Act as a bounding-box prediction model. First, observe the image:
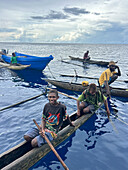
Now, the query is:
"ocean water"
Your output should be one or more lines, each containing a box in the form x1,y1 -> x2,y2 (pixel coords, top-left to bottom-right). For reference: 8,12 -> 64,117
0,43 -> 128,170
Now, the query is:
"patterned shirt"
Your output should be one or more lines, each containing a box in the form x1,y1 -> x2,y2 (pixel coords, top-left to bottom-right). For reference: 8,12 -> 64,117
42,102 -> 67,134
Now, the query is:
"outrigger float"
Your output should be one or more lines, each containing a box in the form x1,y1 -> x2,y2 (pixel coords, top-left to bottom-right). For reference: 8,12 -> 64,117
0,107 -> 102,170
43,79 -> 128,98
0,61 -> 30,70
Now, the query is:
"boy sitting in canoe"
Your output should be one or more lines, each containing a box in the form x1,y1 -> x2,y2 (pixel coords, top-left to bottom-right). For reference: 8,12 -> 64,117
24,89 -> 74,147
11,52 -> 18,65
77,83 -> 110,117
99,61 -> 121,97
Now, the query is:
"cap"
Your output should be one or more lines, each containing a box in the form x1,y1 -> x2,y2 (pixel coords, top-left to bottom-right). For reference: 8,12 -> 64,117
109,61 -> 116,66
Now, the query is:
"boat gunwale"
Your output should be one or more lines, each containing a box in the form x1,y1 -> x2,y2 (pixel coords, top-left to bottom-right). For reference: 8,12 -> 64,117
44,78 -> 128,91
2,54 -> 53,62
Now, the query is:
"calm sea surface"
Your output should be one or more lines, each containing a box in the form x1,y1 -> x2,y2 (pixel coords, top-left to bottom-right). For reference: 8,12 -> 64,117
0,43 -> 128,170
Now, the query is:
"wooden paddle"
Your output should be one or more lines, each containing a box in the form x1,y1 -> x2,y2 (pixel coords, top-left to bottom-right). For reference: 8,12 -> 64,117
33,119 -> 69,170
47,87 -> 77,101
98,81 -> 110,119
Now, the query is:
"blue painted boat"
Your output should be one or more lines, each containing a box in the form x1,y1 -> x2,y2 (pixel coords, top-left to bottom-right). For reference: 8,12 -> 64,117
1,52 -> 54,70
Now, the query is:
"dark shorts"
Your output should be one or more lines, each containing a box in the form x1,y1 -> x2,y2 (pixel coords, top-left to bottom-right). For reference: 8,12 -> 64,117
82,101 -> 95,113
24,128 -> 53,147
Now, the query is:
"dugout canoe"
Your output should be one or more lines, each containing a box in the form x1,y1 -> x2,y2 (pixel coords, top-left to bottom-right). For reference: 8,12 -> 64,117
0,108 -> 99,170
44,78 -> 128,98
1,52 -> 54,71
0,61 -> 30,70
69,56 -> 110,67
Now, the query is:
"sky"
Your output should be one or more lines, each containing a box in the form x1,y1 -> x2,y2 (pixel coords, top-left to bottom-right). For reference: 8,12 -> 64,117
0,0 -> 128,44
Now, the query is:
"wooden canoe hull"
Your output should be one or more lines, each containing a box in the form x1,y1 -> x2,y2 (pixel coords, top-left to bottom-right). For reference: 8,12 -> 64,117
0,61 -> 30,70
44,79 -> 128,98
0,110 -> 96,169
69,56 -> 109,66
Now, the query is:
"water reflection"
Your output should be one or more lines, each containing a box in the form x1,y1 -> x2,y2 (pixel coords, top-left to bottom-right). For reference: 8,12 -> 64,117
79,111 -> 110,150
9,69 -> 48,87
30,132 -> 75,170
30,109 -> 110,169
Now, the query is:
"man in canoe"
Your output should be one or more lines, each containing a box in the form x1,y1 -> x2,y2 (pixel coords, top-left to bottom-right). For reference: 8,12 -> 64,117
83,50 -> 90,61
77,83 -> 110,117
24,89 -> 74,147
99,61 -> 121,96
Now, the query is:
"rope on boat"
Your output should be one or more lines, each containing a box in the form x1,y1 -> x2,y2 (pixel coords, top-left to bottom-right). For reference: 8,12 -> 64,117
47,65 -> 56,79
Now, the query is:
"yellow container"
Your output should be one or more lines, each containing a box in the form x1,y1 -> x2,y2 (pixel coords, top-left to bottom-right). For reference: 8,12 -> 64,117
82,81 -> 89,86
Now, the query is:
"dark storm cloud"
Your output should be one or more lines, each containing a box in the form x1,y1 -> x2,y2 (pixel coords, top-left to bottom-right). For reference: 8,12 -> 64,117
93,12 -> 100,15
63,7 -> 90,15
31,16 -> 43,20
31,10 -> 69,20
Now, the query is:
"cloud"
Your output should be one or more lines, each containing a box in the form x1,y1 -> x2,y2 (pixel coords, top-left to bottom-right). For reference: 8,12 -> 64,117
31,10 -> 69,20
53,20 -> 113,42
63,7 -> 90,15
55,31 -> 82,41
92,12 -> 100,15
0,0 -> 128,43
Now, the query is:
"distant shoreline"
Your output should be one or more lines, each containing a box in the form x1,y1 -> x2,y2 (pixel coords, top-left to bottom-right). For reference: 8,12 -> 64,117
0,42 -> 128,45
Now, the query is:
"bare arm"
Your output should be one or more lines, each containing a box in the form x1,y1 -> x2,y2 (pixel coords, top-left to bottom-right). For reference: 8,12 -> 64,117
98,81 -> 110,119
41,119 -> 46,137
115,65 -> 121,76
104,98 -> 110,118
77,100 -> 81,116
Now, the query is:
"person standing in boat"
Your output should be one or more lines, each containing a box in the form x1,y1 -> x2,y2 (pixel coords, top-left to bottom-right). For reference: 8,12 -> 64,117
83,50 -> 90,61
24,89 -> 74,148
77,83 -> 110,117
99,61 -> 121,97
